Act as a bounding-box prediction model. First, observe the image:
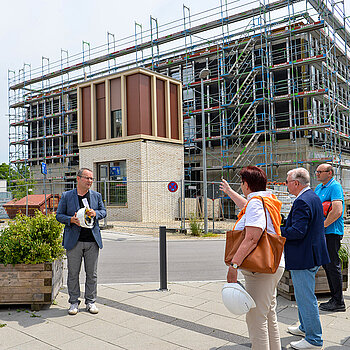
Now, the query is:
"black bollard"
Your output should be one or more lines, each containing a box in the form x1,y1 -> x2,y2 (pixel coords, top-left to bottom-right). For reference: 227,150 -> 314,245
159,226 -> 168,291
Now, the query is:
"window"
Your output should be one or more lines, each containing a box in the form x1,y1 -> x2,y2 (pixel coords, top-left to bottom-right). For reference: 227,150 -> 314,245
97,160 -> 127,206
111,109 -> 122,138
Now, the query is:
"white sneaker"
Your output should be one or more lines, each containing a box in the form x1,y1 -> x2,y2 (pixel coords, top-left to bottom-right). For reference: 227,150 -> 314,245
290,339 -> 322,349
68,303 -> 79,315
86,302 -> 99,314
288,325 -> 305,337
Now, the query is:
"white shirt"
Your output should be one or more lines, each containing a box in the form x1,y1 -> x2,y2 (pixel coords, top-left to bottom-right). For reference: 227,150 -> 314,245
234,190 -> 285,268
296,186 -> 310,199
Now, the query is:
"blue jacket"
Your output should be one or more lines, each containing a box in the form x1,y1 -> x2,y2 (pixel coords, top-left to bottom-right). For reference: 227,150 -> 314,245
281,188 -> 330,270
56,188 -> 107,250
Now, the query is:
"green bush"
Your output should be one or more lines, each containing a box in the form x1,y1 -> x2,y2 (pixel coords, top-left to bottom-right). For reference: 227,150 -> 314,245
0,211 -> 64,265
339,244 -> 349,269
189,212 -> 203,236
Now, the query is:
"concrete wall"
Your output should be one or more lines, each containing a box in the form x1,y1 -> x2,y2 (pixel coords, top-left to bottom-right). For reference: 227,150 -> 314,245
0,180 -> 7,192
79,139 -> 184,222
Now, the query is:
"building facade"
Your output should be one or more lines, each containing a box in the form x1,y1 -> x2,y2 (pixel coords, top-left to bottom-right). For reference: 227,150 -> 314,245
7,0 -> 350,202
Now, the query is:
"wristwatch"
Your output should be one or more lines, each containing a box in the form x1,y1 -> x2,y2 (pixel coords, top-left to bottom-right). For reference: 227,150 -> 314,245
230,263 -> 239,269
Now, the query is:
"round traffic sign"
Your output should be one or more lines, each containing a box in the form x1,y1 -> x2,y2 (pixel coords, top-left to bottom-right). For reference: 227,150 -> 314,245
168,181 -> 178,192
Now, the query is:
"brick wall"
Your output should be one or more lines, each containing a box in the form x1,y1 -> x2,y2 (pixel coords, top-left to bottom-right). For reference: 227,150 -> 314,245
79,139 -> 184,222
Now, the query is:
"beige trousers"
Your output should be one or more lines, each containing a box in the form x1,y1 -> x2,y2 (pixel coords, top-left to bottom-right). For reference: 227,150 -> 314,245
241,266 -> 284,350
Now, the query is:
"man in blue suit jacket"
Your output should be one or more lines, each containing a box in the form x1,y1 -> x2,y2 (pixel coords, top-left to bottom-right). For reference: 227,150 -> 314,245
56,168 -> 106,315
281,168 -> 329,350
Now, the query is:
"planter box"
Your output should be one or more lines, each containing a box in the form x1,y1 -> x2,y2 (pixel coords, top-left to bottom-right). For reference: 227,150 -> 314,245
0,259 -> 63,310
278,262 -> 348,300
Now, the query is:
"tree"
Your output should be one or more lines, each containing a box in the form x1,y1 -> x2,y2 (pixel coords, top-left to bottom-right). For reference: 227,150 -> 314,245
0,163 -> 36,200
0,163 -> 10,180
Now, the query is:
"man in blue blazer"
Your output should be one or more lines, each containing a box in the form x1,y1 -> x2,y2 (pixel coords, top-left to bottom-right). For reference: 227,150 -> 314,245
56,168 -> 106,315
281,168 -> 329,350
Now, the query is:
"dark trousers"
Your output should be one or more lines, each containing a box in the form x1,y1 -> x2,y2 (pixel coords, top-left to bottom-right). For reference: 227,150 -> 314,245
322,234 -> 344,305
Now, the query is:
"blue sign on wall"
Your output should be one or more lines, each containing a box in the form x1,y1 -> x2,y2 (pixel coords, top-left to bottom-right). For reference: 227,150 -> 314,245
110,166 -> 121,176
41,162 -> 47,175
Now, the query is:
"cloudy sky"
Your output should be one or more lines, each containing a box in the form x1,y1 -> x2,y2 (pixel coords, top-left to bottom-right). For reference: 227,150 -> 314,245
1,0 -> 349,165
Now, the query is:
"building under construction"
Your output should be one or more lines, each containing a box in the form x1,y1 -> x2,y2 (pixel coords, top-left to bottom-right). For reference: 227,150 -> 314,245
8,0 -> 350,197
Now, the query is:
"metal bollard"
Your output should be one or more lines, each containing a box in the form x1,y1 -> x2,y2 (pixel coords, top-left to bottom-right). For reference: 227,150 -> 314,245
159,226 -> 168,291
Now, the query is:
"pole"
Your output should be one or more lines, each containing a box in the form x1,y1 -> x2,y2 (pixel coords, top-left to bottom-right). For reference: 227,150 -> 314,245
26,183 -> 28,216
159,226 -> 168,291
200,68 -> 210,234
104,179 -> 107,227
180,179 -> 185,233
43,175 -> 47,215
212,183 -> 215,234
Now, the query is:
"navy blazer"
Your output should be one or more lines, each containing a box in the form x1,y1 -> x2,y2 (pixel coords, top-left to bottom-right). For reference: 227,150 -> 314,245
56,189 -> 107,250
281,188 -> 330,270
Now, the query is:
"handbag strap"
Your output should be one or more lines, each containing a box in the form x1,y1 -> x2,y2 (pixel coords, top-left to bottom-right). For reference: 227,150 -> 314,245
259,196 -> 268,232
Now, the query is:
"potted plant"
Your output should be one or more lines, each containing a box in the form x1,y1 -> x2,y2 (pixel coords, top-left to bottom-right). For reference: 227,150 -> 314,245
0,211 -> 64,310
278,243 -> 349,300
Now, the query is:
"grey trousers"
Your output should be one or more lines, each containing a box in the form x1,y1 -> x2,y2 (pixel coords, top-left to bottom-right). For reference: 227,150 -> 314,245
66,241 -> 99,305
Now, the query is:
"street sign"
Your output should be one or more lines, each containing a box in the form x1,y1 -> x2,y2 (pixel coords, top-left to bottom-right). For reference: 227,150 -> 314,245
41,162 -> 47,175
168,181 -> 178,192
110,166 -> 121,176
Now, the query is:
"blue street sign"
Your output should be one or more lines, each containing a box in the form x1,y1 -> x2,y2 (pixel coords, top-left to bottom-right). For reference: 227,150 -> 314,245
110,166 -> 121,176
41,162 -> 47,175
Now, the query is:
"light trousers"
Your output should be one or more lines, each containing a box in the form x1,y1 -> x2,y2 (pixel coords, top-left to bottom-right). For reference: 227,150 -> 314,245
66,241 -> 99,305
242,266 -> 284,350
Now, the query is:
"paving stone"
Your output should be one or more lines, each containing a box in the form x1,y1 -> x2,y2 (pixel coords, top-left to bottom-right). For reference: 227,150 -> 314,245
162,327 -> 230,350
158,303 -> 210,322
59,335 -> 124,350
16,321 -> 85,347
196,313 -> 248,335
116,331 -> 181,350
72,319 -> 132,342
159,293 -> 208,308
119,314 -> 179,337
0,327 -> 35,349
6,339 -> 60,350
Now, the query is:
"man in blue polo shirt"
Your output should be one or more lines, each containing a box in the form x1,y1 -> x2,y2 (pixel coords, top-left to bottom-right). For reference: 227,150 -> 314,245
315,163 -> 345,312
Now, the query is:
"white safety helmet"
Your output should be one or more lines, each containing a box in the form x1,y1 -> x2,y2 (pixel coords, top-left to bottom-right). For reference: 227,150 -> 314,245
222,282 -> 256,315
76,207 -> 94,228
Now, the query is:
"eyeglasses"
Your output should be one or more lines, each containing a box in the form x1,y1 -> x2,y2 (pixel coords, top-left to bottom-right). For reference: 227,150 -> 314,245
315,170 -> 330,174
79,175 -> 95,181
285,179 -> 296,184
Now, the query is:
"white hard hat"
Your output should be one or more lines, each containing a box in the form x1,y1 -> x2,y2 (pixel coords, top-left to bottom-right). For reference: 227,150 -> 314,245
76,207 -> 94,228
222,282 -> 256,315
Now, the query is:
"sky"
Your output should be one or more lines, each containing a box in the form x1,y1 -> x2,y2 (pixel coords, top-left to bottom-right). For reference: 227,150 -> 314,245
1,0 -> 350,165
0,0 -> 222,165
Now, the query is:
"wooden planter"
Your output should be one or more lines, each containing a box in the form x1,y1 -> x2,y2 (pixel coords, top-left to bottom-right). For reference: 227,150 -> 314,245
0,259 -> 63,310
278,262 -> 348,300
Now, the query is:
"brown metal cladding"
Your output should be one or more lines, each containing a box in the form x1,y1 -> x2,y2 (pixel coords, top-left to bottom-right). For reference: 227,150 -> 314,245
81,86 -> 91,142
110,78 -> 121,111
156,79 -> 166,138
170,83 -> 179,140
126,73 -> 152,136
96,82 -> 106,140
126,74 -> 141,136
139,74 -> 152,135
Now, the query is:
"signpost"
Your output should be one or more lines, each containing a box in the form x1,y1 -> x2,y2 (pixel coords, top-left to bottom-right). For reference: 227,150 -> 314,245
41,162 -> 47,215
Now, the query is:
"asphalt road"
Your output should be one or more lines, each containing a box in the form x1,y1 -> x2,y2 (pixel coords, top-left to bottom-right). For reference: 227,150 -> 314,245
96,231 -> 228,284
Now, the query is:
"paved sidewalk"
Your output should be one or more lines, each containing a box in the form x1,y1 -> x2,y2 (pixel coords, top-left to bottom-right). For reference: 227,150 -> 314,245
0,281 -> 349,350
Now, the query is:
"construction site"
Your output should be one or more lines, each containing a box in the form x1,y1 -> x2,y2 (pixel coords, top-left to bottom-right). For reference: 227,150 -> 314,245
7,0 -> 350,221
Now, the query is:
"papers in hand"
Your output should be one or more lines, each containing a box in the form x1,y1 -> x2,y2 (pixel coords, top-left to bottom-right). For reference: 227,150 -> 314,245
82,198 -> 90,209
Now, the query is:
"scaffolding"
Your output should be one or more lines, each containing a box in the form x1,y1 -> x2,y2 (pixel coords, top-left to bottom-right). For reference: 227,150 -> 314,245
7,0 -> 350,193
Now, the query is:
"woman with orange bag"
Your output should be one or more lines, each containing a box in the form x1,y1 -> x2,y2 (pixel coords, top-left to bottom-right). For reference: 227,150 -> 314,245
220,166 -> 284,350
